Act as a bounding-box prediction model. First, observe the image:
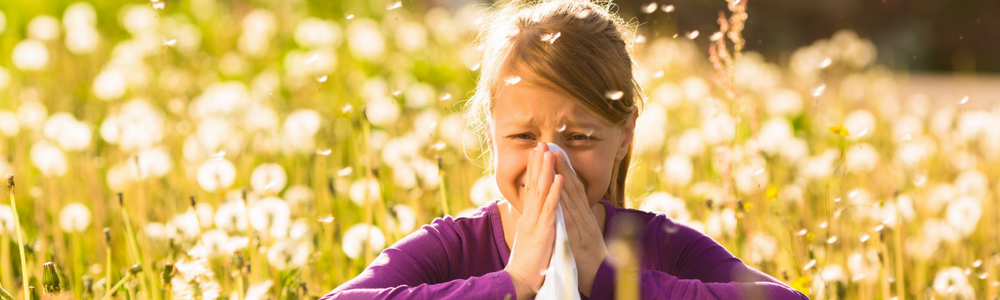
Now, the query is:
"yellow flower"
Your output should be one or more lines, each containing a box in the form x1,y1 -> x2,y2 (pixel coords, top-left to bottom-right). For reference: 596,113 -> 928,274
765,186 -> 779,200
791,276 -> 811,295
829,124 -> 849,136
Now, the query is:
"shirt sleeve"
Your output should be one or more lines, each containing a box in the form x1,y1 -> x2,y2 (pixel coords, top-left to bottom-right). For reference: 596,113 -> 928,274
319,218 -> 518,300
587,215 -> 809,300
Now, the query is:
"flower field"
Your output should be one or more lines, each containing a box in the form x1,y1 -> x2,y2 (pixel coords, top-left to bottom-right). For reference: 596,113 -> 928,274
0,0 -> 998,299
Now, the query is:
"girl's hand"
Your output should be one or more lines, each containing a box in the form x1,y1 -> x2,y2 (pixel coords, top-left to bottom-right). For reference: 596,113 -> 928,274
504,142 -> 563,300
553,150 -> 609,297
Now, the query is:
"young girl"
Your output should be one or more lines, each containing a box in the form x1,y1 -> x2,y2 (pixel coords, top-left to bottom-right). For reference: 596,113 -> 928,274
322,0 -> 808,299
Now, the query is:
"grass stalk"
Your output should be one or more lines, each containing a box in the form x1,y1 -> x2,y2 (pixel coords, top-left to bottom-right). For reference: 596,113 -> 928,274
115,193 -> 153,300
6,175 -> 29,300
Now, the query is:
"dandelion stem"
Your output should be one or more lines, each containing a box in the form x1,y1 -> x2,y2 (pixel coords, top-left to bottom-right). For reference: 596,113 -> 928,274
6,175 -> 29,300
117,193 -> 153,300
100,273 -> 131,300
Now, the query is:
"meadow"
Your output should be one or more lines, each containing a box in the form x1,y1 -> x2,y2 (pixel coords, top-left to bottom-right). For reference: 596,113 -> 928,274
0,0 -> 998,299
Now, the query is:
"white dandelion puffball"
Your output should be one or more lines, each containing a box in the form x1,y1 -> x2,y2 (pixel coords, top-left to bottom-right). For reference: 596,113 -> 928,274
843,109 -> 876,140
845,143 -> 879,173
662,155 -> 694,186
30,141 -> 68,176
196,159 -> 237,192
268,239 -> 312,270
933,267 -> 975,299
347,18 -> 385,60
0,204 -> 15,235
700,112 -> 736,145
190,81 -> 251,118
283,109 -> 322,141
12,40 -> 49,71
342,224 -> 386,260
946,196 -> 981,238
197,229 -> 230,257
63,2 -> 97,28
395,22 -> 428,54
242,9 -> 277,36
0,110 -> 20,137
283,185 -> 315,208
673,129 -> 704,157
389,204 -> 417,233
349,178 -> 382,205
749,234 -> 778,264
170,211 -> 202,240
59,203 -> 92,233
404,82 -> 436,109
638,192 -> 690,224
632,102 -> 667,153
27,15 -> 60,41
294,17 -> 341,48
43,113 -> 92,151
248,197 -> 291,238
93,68 -> 127,100
214,200 -> 248,233
250,163 -> 288,194
470,176 -> 502,206
680,77 -> 709,102
758,118 -> 793,155
66,26 -> 101,54
365,98 -> 401,127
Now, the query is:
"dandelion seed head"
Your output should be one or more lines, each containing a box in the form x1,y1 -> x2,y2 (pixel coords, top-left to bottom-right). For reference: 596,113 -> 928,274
59,203 -> 92,233
342,224 -> 386,259
643,3 -> 658,14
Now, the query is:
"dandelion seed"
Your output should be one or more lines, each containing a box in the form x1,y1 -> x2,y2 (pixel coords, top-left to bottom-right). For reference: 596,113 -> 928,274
820,221 -> 828,228
505,76 -> 521,85
439,93 -> 451,101
540,32 -> 561,44
856,128 -> 869,137
849,189 -> 859,198
652,70 -> 664,78
212,151 -> 226,160
318,215 -> 334,223
959,96 -> 969,104
163,38 -> 177,47
819,57 -> 832,68
316,149 -> 332,156
152,2 -> 164,9
710,32 -> 723,41
902,134 -> 912,141
431,141 -> 446,151
827,236 -> 838,244
979,273 -> 989,280
303,54 -> 319,65
342,104 -> 352,113
346,14 -> 354,20
575,9 -> 591,18
672,33 -> 679,38
834,197 -> 841,203
914,175 -> 927,186
874,224 -> 885,232
392,90 -> 402,96
605,90 -> 624,100
662,5 -> 675,12
813,84 -> 826,97
687,30 -> 700,39
470,63 -> 481,71
753,168 -> 765,176
798,229 -> 808,236
338,167 -> 353,177
860,234 -> 870,243
973,260 -> 982,268
317,76 -> 328,82
634,35 -> 646,44
643,3 -> 658,14
804,259 -> 817,271
556,124 -> 567,132
386,1 -> 401,10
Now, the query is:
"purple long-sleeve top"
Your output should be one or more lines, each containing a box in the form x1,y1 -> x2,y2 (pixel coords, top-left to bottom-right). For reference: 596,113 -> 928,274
321,199 -> 809,300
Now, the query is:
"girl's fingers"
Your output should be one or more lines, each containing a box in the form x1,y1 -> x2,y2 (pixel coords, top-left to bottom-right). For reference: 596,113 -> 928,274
539,174 -> 563,225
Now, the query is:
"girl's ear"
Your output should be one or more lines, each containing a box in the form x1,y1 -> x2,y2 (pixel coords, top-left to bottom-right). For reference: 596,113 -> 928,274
615,106 -> 639,162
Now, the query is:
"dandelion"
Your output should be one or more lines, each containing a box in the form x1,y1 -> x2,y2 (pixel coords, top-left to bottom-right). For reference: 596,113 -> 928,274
638,192 -> 691,224
662,155 -> 694,186
196,159 -> 236,192
946,196 -> 981,238
12,40 -> 49,71
342,224 -> 386,260
642,3 -> 658,14
59,203 -> 91,233
933,267 -> 975,299
30,141 -> 68,177
0,204 -> 14,235
249,197 -> 291,239
250,163 -> 288,194
213,200 -> 248,233
687,30 -> 699,39
812,84 -> 826,97
42,262 -> 62,294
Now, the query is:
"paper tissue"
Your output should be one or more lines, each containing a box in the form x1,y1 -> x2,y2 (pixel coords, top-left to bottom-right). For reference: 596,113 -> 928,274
534,143 -> 581,300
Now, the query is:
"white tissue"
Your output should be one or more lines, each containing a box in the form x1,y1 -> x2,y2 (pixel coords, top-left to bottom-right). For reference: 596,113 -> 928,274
535,143 -> 581,300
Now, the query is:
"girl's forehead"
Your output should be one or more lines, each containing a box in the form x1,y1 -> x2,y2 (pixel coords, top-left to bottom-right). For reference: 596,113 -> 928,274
493,84 -> 609,129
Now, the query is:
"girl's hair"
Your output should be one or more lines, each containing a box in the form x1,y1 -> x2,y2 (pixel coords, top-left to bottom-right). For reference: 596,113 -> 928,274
464,0 -> 645,207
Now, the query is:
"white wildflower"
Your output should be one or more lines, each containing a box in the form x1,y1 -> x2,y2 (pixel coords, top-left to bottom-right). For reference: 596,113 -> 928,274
342,224 -> 386,260
59,203 -> 91,233
268,239 -> 312,270
946,196 -> 981,238
196,159 -> 237,192
349,178 -> 382,205
470,176 -> 502,206
214,200 -> 248,233
250,163 -> 288,194
30,140 -> 68,177
638,192 -> 690,224
662,155 -> 693,186
248,197 -> 291,239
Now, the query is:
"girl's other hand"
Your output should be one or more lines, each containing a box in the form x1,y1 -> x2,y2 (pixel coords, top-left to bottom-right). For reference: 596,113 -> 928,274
504,142 -> 563,300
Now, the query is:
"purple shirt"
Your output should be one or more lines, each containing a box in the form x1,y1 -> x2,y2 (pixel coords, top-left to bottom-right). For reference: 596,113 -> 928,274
321,199 -> 809,300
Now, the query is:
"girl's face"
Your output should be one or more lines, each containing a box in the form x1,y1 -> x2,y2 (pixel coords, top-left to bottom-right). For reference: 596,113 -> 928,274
489,72 -> 637,212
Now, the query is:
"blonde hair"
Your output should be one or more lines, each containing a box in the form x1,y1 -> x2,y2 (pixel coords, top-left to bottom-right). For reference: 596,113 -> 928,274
464,0 -> 645,207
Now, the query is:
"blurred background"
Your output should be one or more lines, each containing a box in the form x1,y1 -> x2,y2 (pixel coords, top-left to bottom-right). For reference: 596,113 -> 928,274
0,0 -> 998,299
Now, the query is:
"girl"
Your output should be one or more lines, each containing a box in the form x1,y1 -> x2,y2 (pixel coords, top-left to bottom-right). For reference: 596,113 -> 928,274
322,0 -> 808,299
